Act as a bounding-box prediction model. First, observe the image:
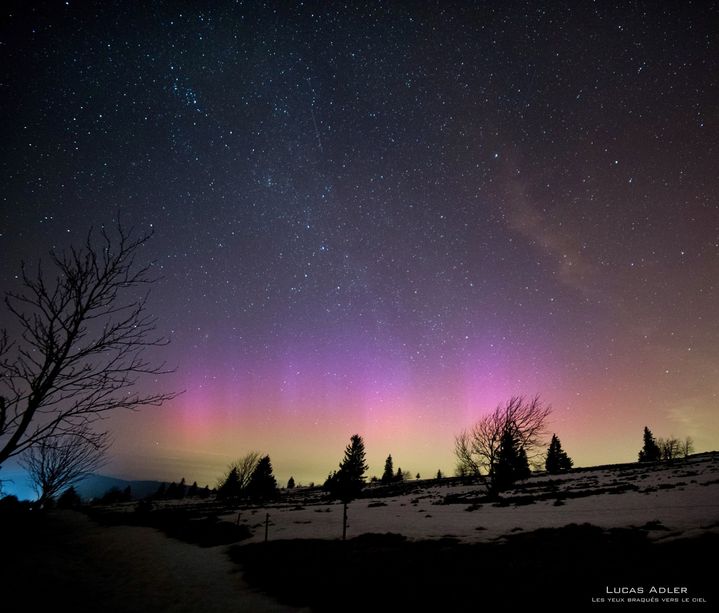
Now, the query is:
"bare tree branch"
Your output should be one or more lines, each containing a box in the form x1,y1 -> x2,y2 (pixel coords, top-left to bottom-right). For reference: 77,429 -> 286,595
216,452 -> 262,500
20,426 -> 111,503
217,451 -> 262,491
0,224 -> 178,465
658,436 -> 686,461
454,395 -> 551,491
454,430 -> 482,477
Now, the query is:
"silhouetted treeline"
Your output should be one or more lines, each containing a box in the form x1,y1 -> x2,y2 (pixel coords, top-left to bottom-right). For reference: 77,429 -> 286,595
638,426 -> 694,462
153,479 -> 211,500
98,486 -> 132,504
57,486 -> 82,508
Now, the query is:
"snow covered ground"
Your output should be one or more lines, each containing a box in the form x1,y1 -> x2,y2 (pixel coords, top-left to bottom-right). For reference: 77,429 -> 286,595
221,453 -> 719,545
8,454 -> 716,612
6,510 -> 306,613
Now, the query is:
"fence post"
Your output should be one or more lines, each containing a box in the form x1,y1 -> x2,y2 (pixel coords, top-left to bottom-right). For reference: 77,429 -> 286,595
342,502 -> 348,541
264,512 -> 270,543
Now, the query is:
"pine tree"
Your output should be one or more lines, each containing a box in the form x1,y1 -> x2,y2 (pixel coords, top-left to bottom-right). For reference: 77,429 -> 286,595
329,434 -> 368,501
246,455 -> 278,501
187,481 -> 199,497
516,446 -> 530,480
286,476 -> 295,489
323,470 -> 338,491
395,467 -> 404,482
492,428 -> 530,492
416,473 -> 421,480
436,469 -> 443,479
381,454 -> 394,484
638,426 -> 661,462
545,434 -> 573,474
216,467 -> 241,500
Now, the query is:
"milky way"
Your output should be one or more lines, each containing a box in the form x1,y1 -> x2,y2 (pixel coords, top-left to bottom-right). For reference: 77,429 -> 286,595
1,2 -> 717,486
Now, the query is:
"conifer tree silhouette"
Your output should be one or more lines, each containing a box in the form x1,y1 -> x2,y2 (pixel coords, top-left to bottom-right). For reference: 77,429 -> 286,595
545,434 -> 573,473
246,455 -> 278,501
638,426 -> 661,462
381,454 -> 394,484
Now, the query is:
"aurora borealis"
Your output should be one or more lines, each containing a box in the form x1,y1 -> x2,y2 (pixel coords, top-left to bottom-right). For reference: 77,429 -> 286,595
1,1 -> 717,489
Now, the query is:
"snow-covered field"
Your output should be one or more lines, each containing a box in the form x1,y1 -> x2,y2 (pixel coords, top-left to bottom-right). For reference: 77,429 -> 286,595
9,454 -> 716,612
221,453 -> 719,545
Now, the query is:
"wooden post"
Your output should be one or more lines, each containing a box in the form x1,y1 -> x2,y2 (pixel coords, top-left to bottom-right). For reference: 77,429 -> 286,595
342,501 -> 348,541
235,511 -> 241,525
264,512 -> 269,543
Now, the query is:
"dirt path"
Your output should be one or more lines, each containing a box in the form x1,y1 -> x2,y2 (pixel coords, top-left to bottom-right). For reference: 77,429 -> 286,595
4,511 -> 306,613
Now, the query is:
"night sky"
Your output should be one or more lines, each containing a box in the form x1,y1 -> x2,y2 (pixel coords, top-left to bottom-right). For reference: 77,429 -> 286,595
2,1 -> 717,488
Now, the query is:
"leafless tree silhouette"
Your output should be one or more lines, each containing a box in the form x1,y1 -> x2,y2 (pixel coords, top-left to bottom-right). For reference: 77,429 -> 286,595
455,395 -> 551,491
0,225 -> 177,467
658,437 -> 680,461
21,426 -> 111,503
216,451 -> 262,498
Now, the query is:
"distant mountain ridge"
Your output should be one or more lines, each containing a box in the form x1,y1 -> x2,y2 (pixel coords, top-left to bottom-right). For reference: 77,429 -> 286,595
74,474 -> 164,501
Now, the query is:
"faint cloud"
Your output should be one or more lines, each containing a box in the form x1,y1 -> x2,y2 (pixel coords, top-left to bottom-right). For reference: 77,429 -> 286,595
665,401 -> 716,444
504,181 -> 599,296
665,405 -> 698,432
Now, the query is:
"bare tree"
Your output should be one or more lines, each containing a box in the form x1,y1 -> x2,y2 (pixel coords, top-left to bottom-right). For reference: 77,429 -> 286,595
681,436 -> 694,459
216,451 -> 262,498
0,226 -> 176,467
658,437 -> 683,461
21,426 -> 111,504
229,451 -> 262,490
454,431 -> 482,477
454,395 -> 551,492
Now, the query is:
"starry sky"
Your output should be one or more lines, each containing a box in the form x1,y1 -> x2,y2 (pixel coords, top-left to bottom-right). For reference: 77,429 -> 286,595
1,1 -> 718,489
